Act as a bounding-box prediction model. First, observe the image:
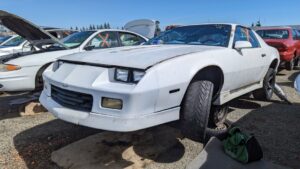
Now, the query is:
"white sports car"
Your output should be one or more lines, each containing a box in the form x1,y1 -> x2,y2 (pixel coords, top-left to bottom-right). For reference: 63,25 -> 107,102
0,10 -> 151,92
40,24 -> 279,142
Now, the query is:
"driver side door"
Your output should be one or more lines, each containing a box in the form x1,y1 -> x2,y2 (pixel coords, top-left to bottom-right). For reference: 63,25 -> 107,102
231,26 -> 266,89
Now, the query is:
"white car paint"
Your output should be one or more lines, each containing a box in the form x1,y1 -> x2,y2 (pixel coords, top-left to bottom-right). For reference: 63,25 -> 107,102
0,10 -> 150,92
124,19 -> 158,39
40,24 -> 280,132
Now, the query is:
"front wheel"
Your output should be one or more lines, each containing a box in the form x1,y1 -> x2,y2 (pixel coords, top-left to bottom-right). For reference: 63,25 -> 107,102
180,80 -> 214,142
253,68 -> 276,101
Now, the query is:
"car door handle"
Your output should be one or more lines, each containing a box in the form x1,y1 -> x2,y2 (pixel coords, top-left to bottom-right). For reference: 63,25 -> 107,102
261,54 -> 266,57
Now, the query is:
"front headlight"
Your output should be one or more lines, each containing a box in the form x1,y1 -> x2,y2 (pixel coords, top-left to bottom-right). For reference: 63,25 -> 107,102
0,64 -> 21,72
115,68 -> 145,83
52,61 -> 64,72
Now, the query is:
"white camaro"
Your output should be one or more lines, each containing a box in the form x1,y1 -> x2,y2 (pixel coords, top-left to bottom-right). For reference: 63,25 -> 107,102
40,24 -> 280,142
0,10 -> 151,92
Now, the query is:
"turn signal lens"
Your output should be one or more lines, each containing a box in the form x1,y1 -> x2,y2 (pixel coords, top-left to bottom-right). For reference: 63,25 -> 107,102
101,97 -> 123,110
0,64 -> 21,72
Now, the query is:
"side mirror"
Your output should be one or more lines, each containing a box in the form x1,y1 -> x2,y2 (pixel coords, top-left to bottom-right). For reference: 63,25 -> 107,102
22,43 -> 33,52
234,41 -> 252,50
84,45 -> 95,51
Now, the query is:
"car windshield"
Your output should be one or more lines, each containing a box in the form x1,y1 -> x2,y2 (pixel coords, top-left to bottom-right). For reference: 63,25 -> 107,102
146,24 -> 232,47
256,29 -> 289,39
61,31 -> 95,48
1,36 -> 26,47
0,36 -> 12,44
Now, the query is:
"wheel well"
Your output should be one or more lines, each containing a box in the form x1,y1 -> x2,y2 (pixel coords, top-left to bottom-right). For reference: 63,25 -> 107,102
35,62 -> 52,87
189,66 -> 224,101
269,59 -> 279,69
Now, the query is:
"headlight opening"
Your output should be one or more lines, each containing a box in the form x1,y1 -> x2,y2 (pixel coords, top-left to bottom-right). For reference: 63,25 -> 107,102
114,68 -> 145,83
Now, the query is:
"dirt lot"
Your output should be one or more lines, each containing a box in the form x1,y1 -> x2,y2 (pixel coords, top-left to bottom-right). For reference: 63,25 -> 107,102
0,69 -> 299,169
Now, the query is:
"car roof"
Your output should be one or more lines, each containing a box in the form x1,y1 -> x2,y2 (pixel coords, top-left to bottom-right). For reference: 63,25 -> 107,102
254,26 -> 292,30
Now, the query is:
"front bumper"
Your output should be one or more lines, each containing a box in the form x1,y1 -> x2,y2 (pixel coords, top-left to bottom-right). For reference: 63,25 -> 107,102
40,90 -> 180,132
0,66 -> 39,92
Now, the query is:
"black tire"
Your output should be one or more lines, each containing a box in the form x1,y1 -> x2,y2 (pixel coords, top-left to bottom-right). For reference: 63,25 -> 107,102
35,63 -> 51,91
285,58 -> 294,71
180,80 -> 214,142
253,68 -> 276,101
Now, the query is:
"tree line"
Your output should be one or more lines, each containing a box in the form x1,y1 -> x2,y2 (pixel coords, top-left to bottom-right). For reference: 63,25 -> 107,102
70,22 -> 121,31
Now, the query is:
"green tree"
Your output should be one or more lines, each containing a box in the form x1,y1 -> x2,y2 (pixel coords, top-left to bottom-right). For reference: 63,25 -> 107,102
256,20 -> 261,27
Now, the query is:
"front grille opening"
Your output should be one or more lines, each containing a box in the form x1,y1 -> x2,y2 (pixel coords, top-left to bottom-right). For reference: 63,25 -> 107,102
51,85 -> 93,112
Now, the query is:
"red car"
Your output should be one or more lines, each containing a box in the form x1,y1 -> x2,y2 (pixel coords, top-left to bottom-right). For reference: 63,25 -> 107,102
256,27 -> 300,70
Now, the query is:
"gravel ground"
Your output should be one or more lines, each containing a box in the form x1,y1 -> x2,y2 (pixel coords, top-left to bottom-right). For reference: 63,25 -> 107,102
0,69 -> 299,169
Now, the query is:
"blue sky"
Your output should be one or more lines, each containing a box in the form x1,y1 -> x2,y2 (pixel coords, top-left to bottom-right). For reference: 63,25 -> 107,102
1,0 -> 299,29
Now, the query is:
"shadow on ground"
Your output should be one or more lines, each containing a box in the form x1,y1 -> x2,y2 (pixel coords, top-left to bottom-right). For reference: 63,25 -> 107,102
13,121 -> 185,169
0,92 -> 39,120
200,103 -> 300,169
13,120 -> 100,169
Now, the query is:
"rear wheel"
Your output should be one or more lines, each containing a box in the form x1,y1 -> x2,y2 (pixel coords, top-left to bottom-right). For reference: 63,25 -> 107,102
253,68 -> 276,101
180,80 -> 213,142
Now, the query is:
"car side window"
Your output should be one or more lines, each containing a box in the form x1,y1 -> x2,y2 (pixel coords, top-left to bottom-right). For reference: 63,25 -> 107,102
292,29 -> 298,40
88,31 -> 119,49
233,27 -> 260,48
119,32 -> 146,46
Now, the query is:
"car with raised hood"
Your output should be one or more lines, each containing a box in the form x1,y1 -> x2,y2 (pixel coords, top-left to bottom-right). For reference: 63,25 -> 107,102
0,10 -> 152,92
40,24 -> 280,142
0,28 -> 78,57
255,26 -> 300,70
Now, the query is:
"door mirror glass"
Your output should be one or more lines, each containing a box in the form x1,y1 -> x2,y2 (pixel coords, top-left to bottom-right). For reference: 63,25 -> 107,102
84,45 -> 95,51
234,41 -> 252,50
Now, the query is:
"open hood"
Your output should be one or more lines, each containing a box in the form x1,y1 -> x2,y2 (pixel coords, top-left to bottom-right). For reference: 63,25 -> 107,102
124,19 -> 158,39
0,10 -> 68,49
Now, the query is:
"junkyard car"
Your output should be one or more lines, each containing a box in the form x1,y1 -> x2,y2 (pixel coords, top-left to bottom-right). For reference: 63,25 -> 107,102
0,35 -> 30,57
0,10 -> 149,92
40,24 -> 280,142
0,35 -> 13,45
0,29 -> 78,57
256,27 -> 300,70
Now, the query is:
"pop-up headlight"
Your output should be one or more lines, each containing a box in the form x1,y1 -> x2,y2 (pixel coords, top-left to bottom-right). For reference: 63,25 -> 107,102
52,61 -> 64,72
115,68 -> 145,83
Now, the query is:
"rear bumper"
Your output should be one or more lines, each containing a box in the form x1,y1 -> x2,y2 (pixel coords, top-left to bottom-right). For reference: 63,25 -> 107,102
40,88 -> 180,132
279,51 -> 294,62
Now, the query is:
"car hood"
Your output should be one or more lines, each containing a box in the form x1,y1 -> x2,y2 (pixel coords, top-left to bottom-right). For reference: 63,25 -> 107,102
0,10 -> 67,49
59,45 -> 223,69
